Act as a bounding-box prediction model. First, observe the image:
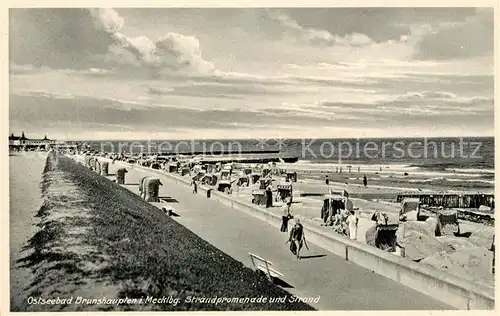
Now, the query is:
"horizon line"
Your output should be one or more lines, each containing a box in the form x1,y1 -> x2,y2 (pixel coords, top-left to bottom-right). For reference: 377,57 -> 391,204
56,135 -> 496,142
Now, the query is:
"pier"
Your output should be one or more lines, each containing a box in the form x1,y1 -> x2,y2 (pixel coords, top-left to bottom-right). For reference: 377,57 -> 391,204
195,154 -> 299,164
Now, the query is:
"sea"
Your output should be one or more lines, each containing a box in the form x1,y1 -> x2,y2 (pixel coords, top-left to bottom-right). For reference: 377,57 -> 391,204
82,136 -> 494,174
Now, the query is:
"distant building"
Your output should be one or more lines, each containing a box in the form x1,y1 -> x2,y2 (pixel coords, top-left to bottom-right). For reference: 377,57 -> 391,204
9,132 -> 76,151
8,133 -> 22,147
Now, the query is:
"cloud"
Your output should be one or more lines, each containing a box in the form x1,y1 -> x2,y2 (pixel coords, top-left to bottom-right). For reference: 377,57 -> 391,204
8,8 -> 495,140
262,8 -> 493,61
397,91 -> 457,100
85,8 -> 217,76
146,87 -> 175,96
9,63 -> 37,75
264,10 -> 374,47
88,7 -> 124,33
280,8 -> 477,43
319,91 -> 493,117
10,9 -> 111,69
467,96 -> 494,104
14,90 -> 77,100
9,93 -> 338,133
413,8 -> 494,60
10,92 -> 493,140
9,62 -> 115,78
87,9 -> 217,76
154,33 -> 216,74
10,8 -> 216,77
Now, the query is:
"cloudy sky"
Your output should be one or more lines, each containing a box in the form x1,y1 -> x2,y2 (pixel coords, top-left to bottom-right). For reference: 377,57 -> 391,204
9,7 -> 494,140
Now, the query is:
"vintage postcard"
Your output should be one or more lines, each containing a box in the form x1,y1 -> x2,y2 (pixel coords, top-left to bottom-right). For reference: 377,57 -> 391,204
5,1 -> 497,313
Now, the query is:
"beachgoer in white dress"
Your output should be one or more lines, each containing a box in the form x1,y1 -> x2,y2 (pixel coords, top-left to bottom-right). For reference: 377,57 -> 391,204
346,210 -> 358,240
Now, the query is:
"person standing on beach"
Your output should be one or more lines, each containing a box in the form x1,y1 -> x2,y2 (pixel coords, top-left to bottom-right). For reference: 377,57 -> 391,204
191,179 -> 198,194
345,197 -> 354,213
363,175 -> 368,187
265,185 -> 273,208
346,210 -> 359,240
281,198 -> 293,232
325,175 -> 329,185
235,180 -> 240,195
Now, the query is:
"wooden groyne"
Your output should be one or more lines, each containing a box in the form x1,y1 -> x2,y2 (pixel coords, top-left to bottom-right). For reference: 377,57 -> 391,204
397,193 -> 495,209
420,207 -> 495,226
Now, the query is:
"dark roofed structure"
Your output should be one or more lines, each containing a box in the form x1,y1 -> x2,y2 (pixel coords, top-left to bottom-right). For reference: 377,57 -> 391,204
9,132 -> 84,152
9,133 -> 21,141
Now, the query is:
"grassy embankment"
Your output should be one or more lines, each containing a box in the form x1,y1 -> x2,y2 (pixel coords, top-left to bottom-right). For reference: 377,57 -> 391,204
16,152 -> 314,312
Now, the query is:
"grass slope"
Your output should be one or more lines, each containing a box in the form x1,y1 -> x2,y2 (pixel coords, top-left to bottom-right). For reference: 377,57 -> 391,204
16,152 -> 314,311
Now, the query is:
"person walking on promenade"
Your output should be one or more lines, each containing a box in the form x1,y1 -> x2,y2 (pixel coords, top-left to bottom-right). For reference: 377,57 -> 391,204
288,219 -> 308,260
280,198 -> 293,232
191,179 -> 198,194
363,174 -> 368,187
265,185 -> 273,208
491,235 -> 495,274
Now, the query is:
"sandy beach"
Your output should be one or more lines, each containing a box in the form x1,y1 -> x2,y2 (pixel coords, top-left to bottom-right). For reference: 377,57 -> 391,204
125,158 -> 493,288
228,173 -> 495,287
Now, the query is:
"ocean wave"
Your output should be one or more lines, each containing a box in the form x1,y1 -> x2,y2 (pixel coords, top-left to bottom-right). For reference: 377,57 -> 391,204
280,161 -> 493,178
408,179 -> 434,183
409,162 -> 494,172
408,178 -> 494,185
446,178 -> 495,184
446,168 -> 495,174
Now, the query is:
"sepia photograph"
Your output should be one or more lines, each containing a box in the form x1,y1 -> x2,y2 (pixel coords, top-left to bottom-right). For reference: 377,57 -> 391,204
7,4 -> 496,312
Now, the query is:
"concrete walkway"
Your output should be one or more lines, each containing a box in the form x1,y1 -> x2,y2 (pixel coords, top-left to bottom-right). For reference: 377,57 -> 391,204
10,152 -> 47,310
103,161 -> 452,310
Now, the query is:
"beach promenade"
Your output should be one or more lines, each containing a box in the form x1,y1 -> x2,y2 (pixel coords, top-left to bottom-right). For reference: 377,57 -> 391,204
9,152 -> 47,310
104,160 -> 452,310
